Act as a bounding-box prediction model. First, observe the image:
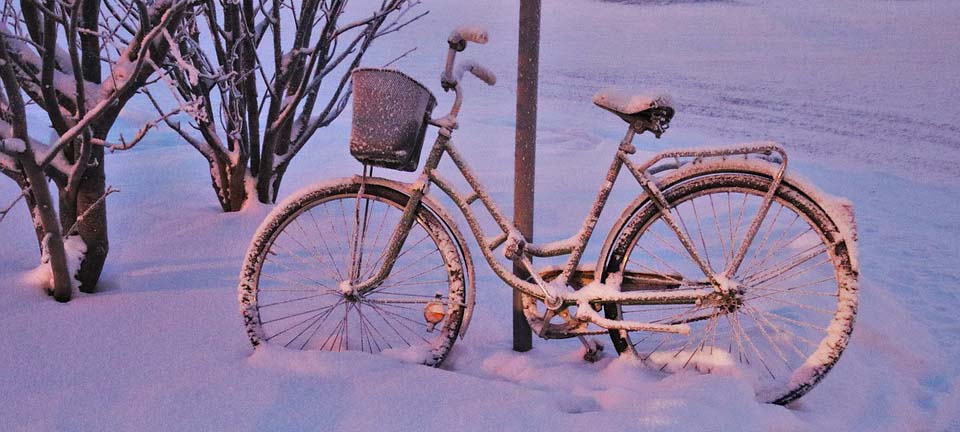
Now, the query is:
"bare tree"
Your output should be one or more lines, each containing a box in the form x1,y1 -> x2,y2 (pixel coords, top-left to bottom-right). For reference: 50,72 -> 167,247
146,0 -> 424,211
0,0 -> 194,297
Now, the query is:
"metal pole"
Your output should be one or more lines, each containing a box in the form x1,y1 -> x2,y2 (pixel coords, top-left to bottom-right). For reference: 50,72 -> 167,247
513,0 -> 540,352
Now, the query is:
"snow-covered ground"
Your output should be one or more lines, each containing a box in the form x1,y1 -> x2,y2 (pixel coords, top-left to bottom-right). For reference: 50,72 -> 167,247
2,0 -> 959,430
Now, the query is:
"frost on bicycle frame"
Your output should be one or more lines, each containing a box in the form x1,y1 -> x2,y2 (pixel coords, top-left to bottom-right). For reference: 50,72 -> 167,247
239,25 -> 860,405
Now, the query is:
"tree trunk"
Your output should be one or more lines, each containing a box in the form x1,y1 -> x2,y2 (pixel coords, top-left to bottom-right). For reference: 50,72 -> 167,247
209,153 -> 249,212
269,161 -> 290,204
255,163 -> 276,204
21,158 -> 72,302
63,1 -> 108,294
0,32 -> 69,301
58,146 -> 108,294
255,163 -> 291,205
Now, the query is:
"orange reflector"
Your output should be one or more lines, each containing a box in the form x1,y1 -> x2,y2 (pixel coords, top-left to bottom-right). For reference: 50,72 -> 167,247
424,301 -> 446,324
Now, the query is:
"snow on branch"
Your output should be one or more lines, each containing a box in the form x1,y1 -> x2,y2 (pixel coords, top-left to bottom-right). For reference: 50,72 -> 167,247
0,186 -> 26,224
0,150 -> 17,172
375,2 -> 427,39
94,98 -> 200,152
333,0 -> 415,38
0,137 -> 25,154
141,87 -> 217,160
63,185 -> 118,237
35,0 -> 194,171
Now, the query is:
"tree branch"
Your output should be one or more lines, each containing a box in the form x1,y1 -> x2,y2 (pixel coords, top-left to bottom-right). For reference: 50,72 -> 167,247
63,184 -> 118,236
40,0 -> 71,135
35,0 -> 192,171
95,99 -> 192,152
143,87 -> 216,160
332,0 -> 405,38
0,187 -> 27,224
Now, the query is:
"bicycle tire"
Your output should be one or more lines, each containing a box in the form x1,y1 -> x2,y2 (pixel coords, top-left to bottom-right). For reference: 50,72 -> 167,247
602,172 -> 857,404
239,180 -> 466,366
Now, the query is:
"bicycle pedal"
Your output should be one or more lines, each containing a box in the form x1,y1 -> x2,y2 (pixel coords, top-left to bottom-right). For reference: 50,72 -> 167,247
583,344 -> 604,363
578,336 -> 605,363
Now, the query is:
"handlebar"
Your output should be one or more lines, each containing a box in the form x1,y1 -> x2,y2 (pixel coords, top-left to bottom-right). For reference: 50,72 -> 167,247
448,26 -> 489,48
434,25 -> 496,130
454,60 -> 497,86
442,25 -> 496,89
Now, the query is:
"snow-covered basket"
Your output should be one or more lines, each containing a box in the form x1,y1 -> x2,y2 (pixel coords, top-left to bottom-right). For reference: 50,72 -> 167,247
349,68 -> 437,172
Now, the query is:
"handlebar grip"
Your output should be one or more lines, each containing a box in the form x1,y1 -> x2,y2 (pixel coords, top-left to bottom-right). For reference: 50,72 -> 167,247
448,25 -> 489,46
455,60 -> 497,86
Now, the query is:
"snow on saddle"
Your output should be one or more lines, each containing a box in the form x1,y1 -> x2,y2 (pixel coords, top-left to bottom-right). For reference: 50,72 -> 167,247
593,88 -> 675,138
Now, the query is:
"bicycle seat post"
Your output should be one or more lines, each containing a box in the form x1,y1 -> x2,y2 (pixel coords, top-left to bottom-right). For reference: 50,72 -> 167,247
619,127 -> 637,155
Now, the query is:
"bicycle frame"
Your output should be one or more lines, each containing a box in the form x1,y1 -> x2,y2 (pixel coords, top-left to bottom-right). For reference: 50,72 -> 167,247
347,108 -> 789,336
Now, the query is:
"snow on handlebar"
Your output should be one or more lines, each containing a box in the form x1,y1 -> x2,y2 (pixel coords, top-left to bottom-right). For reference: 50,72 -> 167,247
454,60 -> 497,86
442,26 -> 495,89
448,25 -> 489,46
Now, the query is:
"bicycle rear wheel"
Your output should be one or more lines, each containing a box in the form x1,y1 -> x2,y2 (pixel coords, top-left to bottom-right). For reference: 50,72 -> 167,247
239,181 -> 466,366
603,172 -> 858,404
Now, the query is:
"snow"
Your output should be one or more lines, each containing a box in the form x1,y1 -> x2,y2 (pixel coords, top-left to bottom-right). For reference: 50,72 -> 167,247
163,29 -> 201,86
593,88 -> 674,114
449,25 -> 490,45
101,58 -> 135,98
31,234 -> 88,292
52,73 -> 80,103
573,270 -> 622,299
454,59 -> 498,86
1,138 -> 26,153
2,0 -> 960,430
0,152 -> 16,172
817,195 -> 860,273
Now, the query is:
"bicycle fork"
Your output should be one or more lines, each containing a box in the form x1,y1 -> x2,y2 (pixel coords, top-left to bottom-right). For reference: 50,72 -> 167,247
347,132 -> 453,296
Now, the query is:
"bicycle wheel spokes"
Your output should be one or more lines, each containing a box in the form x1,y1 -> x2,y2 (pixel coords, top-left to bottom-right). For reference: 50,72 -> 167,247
242,182 -> 467,365
606,174 -> 856,404
635,193 -> 833,371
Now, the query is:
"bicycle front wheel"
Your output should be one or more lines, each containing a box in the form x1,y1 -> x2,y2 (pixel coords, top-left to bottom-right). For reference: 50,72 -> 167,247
603,172 -> 858,404
239,181 -> 466,366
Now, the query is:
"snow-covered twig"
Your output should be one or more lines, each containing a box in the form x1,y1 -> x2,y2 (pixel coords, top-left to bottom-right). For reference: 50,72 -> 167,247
97,99 -> 197,152
0,186 -> 26,224
0,137 -> 26,154
63,185 -> 119,237
102,0 -> 140,40
142,88 -> 214,159
0,150 -> 18,172
382,47 -> 416,68
333,0 -> 408,38
375,7 -> 427,39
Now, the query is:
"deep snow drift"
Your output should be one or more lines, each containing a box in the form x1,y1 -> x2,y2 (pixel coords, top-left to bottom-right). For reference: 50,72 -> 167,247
2,0 -> 958,430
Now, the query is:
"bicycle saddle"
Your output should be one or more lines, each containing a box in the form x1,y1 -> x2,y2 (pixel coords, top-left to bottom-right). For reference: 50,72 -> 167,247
593,89 -> 675,137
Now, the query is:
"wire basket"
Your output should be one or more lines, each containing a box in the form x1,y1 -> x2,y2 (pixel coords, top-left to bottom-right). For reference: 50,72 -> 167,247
350,68 -> 437,172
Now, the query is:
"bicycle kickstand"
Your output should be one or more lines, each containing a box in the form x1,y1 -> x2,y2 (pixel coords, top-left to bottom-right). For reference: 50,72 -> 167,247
578,336 -> 604,363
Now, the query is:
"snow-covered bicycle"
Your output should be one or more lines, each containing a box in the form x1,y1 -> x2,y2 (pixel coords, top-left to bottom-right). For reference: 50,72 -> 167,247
238,26 -> 859,404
